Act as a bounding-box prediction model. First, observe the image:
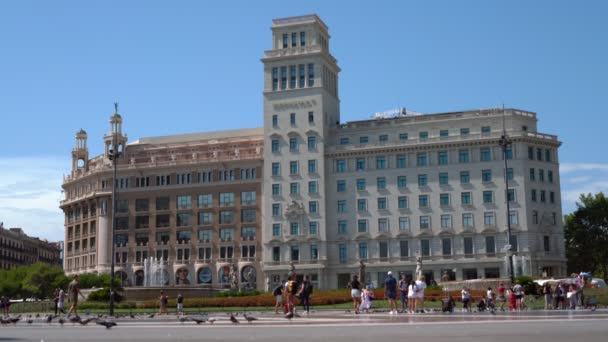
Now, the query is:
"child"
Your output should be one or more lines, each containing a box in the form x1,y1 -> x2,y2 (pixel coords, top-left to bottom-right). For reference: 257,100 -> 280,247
477,298 -> 487,312
360,286 -> 373,313
441,295 -> 455,313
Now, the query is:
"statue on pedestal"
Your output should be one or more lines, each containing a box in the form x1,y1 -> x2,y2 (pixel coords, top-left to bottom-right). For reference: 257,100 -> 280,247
416,256 -> 423,278
358,260 -> 366,285
246,268 -> 255,289
288,262 -> 296,279
230,264 -> 238,290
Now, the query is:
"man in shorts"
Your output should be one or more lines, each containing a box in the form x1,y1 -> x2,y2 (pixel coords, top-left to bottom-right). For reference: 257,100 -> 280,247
496,282 -> 506,311
273,280 -> 284,314
415,275 -> 427,313
176,293 -> 184,314
384,271 -> 398,315
513,281 -> 524,310
67,274 -> 84,317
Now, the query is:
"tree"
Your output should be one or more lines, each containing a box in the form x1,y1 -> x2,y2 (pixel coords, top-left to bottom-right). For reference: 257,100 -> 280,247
565,192 -> 608,279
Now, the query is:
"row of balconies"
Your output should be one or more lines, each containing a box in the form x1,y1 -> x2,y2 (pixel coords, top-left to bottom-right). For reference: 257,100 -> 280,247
118,237 -> 258,248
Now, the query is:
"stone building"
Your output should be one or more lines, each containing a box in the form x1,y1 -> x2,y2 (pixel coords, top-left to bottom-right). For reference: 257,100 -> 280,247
0,224 -> 62,270
61,14 -> 566,290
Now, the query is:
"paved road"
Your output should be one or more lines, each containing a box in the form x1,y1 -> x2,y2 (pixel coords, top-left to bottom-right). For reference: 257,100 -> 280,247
2,310 -> 607,342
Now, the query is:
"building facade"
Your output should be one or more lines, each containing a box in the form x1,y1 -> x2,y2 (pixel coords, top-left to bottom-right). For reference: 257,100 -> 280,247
0,225 -> 62,270
61,14 -> 566,290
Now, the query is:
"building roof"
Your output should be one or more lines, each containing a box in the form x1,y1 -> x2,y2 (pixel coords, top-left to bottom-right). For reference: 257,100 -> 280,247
129,127 -> 264,146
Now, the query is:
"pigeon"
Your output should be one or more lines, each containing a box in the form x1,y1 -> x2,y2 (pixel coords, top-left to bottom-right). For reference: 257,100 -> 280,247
285,312 -> 294,320
0,318 -> 11,325
69,316 -> 82,324
46,315 -> 54,324
35,313 -> 40,318
58,318 -> 65,326
243,314 -> 258,323
9,316 -> 21,324
229,314 -> 239,324
79,318 -> 96,326
96,320 -> 117,329
130,313 -> 136,319
148,313 -> 155,318
27,319 -> 34,325
207,318 -> 216,325
190,317 -> 207,325
178,316 -> 190,323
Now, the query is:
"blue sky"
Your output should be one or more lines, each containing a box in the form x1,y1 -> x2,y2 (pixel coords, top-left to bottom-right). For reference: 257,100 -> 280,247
1,0 -> 607,240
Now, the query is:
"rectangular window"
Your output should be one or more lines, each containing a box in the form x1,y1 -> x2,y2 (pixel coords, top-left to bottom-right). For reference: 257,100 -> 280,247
397,154 -> 407,168
481,126 -> 491,135
483,191 -> 494,204
357,199 -> 367,211
398,196 -> 408,209
378,218 -> 389,232
486,236 -> 496,255
464,237 -> 474,256
439,129 -> 448,138
289,65 -> 296,88
337,200 -> 346,213
539,169 -> 545,182
298,64 -> 305,88
339,244 -> 347,263
272,162 -> 280,176
480,147 -> 491,161
399,133 -> 408,141
300,31 -> 306,46
356,178 -> 366,191
273,246 -> 280,262
400,240 -> 409,257
508,189 -> 516,203
198,229 -> 211,242
510,235 -> 518,251
290,182 -> 299,195
379,134 -> 388,143
282,33 -> 288,48
290,222 -> 300,235
439,172 -> 449,185
419,131 -> 428,140
540,190 -> 546,203
272,203 -> 281,217
460,128 -> 470,136
399,217 -> 410,230
356,158 -> 366,171
506,168 -> 514,181
156,197 -> 170,211
532,210 -> 539,224
531,189 -> 537,202
308,111 -> 314,123
135,198 -> 149,212
219,193 -> 234,207
272,67 -> 278,90
379,241 -> 388,259
461,192 -> 472,205
419,195 -> 429,208
377,197 -> 387,210
441,214 -> 452,228
417,153 -> 427,166
336,159 -> 346,173
482,169 -> 492,182
338,220 -> 347,234
291,246 -> 299,261
418,174 -> 427,187
272,224 -> 281,237
290,112 -> 296,125
359,242 -> 368,259
458,149 -> 470,163
530,168 -> 536,181
484,212 -> 495,226
359,136 -> 369,144
504,147 -> 513,160
309,221 -> 318,234
420,216 -> 430,230
307,63 -> 314,87
376,156 -> 386,169
272,184 -> 281,196
336,180 -> 346,192
272,114 -> 278,128
460,171 -> 470,184
545,149 -> 552,162
528,146 -> 535,160
357,219 -> 367,232
396,176 -> 407,188
544,236 -> 551,252
307,136 -> 316,150
550,191 -> 555,204
442,238 -> 452,256
290,161 -> 299,175
340,137 -> 350,145
308,160 -> 317,173
309,181 -> 318,194
377,177 -> 386,190
548,170 -> 554,183
219,210 -> 234,224
309,201 -> 318,214
463,213 -> 474,227
438,151 -> 448,165
271,139 -> 280,153
440,193 -> 450,207
198,212 -> 212,225
311,244 -> 318,260
509,210 -> 519,225
280,66 -> 287,89
420,239 -> 430,256
289,137 -> 298,152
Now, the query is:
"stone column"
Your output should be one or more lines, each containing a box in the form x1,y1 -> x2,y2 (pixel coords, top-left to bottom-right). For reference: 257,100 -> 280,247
97,206 -> 110,273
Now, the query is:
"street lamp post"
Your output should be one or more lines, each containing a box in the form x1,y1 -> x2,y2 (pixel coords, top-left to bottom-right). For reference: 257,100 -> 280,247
108,124 -> 122,317
499,108 -> 515,284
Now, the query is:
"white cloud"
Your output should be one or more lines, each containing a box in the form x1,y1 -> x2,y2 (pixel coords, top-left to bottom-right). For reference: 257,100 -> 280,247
560,163 -> 608,174
0,156 -> 69,241
560,162 -> 608,213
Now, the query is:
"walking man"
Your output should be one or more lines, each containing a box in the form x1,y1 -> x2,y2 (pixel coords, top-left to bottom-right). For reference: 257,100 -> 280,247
67,274 -> 84,317
384,271 -> 398,315
299,275 -> 313,314
496,282 -> 506,311
159,290 -> 168,314
177,293 -> 184,315
398,274 -> 408,313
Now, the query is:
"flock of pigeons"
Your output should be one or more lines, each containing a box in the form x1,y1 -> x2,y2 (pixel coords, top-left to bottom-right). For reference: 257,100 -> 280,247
0,311 -> 301,329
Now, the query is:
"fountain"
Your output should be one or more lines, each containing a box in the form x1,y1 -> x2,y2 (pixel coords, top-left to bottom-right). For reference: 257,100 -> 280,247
143,257 -> 169,286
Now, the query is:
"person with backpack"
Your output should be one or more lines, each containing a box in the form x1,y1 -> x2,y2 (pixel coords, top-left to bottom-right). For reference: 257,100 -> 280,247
298,275 -> 313,314
273,280 -> 285,314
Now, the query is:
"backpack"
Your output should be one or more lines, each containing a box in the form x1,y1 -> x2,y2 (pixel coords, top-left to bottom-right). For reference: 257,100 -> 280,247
304,282 -> 313,295
272,284 -> 283,296
287,280 -> 297,295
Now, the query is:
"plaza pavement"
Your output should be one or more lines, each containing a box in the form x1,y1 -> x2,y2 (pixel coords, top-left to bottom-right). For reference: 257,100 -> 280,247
1,309 -> 607,341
